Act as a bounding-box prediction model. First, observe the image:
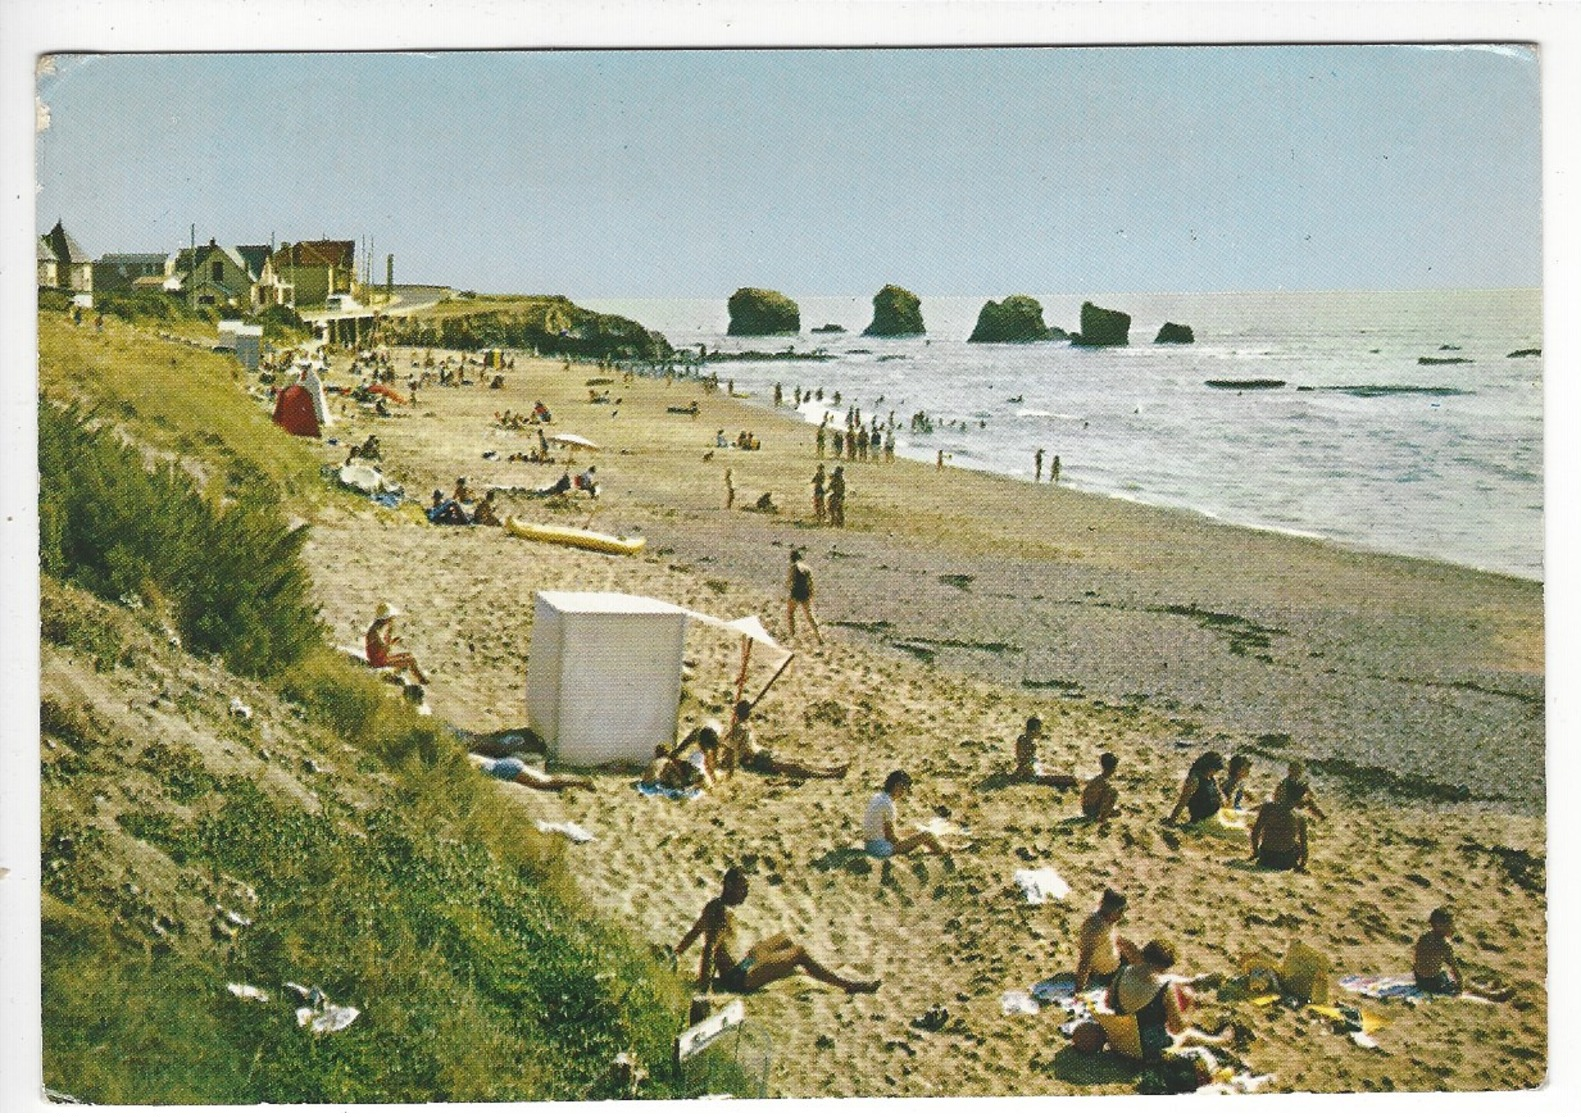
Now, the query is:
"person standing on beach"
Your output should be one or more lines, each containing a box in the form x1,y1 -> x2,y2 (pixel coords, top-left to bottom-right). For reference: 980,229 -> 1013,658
936,449 -> 945,472
827,466 -> 846,527
725,466 -> 736,511
812,464 -> 827,523
1051,455 -> 1061,484
785,549 -> 823,645
1035,447 -> 1045,483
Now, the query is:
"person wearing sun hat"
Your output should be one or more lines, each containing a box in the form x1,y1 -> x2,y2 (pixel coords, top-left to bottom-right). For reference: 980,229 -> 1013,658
364,601 -> 429,684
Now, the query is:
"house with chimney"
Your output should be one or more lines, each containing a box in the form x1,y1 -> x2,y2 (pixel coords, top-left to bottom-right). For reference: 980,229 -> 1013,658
169,240 -> 255,309
37,221 -> 93,295
237,244 -> 296,311
270,240 -> 354,308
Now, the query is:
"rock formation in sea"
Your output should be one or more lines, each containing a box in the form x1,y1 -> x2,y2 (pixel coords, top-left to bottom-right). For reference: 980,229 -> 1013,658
811,323 -> 846,333
727,288 -> 801,336
863,284 -> 925,337
1155,321 -> 1195,344
967,295 -> 1062,342
1507,348 -> 1541,358
1070,302 -> 1131,347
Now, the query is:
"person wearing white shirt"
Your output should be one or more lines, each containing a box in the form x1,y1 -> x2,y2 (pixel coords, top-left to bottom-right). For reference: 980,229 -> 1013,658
862,770 -> 945,857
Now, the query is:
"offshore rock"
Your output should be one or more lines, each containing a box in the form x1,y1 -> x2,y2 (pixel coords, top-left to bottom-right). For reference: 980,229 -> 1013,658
727,288 -> 801,336
1071,302 -> 1131,347
1155,321 -> 1195,344
863,284 -> 925,337
968,295 -> 1058,343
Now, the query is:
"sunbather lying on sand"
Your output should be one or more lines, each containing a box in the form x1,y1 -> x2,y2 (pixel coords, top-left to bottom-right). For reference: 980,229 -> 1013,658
1413,907 -> 1512,1000
1075,887 -> 1143,990
725,701 -> 848,780
676,867 -> 879,995
1107,939 -> 1233,1061
863,770 -> 946,857
470,753 -> 594,792
1081,753 -> 1122,821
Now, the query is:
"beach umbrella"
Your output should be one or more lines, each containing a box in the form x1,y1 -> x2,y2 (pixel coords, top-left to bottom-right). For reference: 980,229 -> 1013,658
547,432 -> 600,450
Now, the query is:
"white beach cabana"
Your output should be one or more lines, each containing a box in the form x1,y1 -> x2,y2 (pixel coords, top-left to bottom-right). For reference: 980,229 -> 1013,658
524,590 -> 789,767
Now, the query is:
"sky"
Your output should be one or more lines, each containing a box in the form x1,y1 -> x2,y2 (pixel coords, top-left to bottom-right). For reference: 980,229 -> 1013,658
34,44 -> 1541,297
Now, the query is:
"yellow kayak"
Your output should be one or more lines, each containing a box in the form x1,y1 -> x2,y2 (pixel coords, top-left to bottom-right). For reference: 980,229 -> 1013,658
505,516 -> 645,556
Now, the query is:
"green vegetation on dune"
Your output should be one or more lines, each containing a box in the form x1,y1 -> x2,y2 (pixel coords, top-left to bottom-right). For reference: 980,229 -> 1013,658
384,294 -> 673,361
37,312 -> 718,1103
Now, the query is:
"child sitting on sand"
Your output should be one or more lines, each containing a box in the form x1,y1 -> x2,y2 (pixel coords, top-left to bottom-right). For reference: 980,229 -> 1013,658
1081,753 -> 1122,821
1249,779 -> 1309,871
863,770 -> 946,857
1010,715 -> 1079,788
1413,907 -> 1512,1000
1278,760 -> 1327,821
676,868 -> 879,995
1221,754 -> 1254,808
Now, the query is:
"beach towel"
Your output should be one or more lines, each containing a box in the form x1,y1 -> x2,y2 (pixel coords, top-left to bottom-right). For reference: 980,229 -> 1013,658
635,780 -> 703,801
1000,990 -> 1041,1016
1031,975 -> 1080,1004
1338,974 -> 1493,1003
535,819 -> 596,843
1012,867 -> 1071,905
1187,807 -> 1253,839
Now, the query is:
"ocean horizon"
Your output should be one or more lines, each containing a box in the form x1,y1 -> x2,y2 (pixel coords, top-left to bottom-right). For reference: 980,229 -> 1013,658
586,288 -> 1543,581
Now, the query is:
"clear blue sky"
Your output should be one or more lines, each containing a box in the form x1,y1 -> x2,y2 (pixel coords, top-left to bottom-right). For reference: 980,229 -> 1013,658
36,46 -> 1540,296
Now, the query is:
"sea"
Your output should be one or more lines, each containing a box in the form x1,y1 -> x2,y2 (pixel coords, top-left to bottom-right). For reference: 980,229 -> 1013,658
584,290 -> 1542,581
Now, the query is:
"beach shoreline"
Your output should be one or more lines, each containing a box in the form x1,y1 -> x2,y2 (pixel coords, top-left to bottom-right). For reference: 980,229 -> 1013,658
292,342 -> 1545,1095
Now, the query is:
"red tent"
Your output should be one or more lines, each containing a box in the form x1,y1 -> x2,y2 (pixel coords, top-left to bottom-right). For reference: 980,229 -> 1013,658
272,383 -> 321,438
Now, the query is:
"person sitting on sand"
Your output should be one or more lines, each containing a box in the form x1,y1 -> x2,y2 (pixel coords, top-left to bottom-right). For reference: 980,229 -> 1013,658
1412,907 -> 1512,1000
785,549 -> 823,645
1108,939 -> 1233,1061
1221,754 -> 1255,808
664,722 -> 727,789
676,867 -> 879,995
726,701 -> 848,780
1167,750 -> 1227,825
574,465 -> 599,497
364,602 -> 429,684
1249,779 -> 1309,871
472,492 -> 502,527
1011,715 -> 1079,787
863,770 -> 946,857
428,488 -> 471,525
1278,760 -> 1327,821
644,743 -> 700,791
470,753 -> 594,792
1082,753 -> 1122,822
453,476 -> 475,504
1075,887 -> 1143,991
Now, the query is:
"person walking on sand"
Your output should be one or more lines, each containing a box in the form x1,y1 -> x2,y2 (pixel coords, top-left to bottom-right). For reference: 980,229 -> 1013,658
725,466 -> 736,511
936,449 -> 945,472
863,770 -> 947,858
1249,779 -> 1309,871
1051,454 -> 1061,485
1035,447 -> 1045,483
827,466 -> 846,527
1082,753 -> 1122,821
812,464 -> 827,523
785,549 -> 823,645
816,419 -> 827,458
1075,887 -> 1143,991
1412,906 -> 1512,1000
364,602 -> 430,684
677,867 -> 880,995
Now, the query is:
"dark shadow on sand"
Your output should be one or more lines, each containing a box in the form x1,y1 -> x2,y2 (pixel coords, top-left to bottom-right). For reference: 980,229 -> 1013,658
810,847 -> 873,874
1047,1045 -> 1141,1086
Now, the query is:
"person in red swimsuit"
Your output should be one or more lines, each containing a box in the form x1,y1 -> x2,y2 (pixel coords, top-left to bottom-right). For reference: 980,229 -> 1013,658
364,602 -> 429,684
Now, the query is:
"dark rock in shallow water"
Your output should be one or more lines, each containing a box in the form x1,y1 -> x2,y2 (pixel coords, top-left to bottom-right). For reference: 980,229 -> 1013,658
1507,347 -> 1541,358
968,295 -> 1062,342
812,323 -> 846,333
1418,355 -> 1473,365
1070,301 -> 1131,347
1155,321 -> 1195,344
864,284 -> 925,337
1206,379 -> 1285,390
727,288 -> 800,336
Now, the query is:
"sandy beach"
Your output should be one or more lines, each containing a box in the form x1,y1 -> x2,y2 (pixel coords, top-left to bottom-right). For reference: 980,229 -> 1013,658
299,347 -> 1545,1096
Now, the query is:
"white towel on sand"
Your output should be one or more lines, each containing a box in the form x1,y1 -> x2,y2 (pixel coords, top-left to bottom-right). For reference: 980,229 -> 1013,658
1013,867 -> 1071,905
